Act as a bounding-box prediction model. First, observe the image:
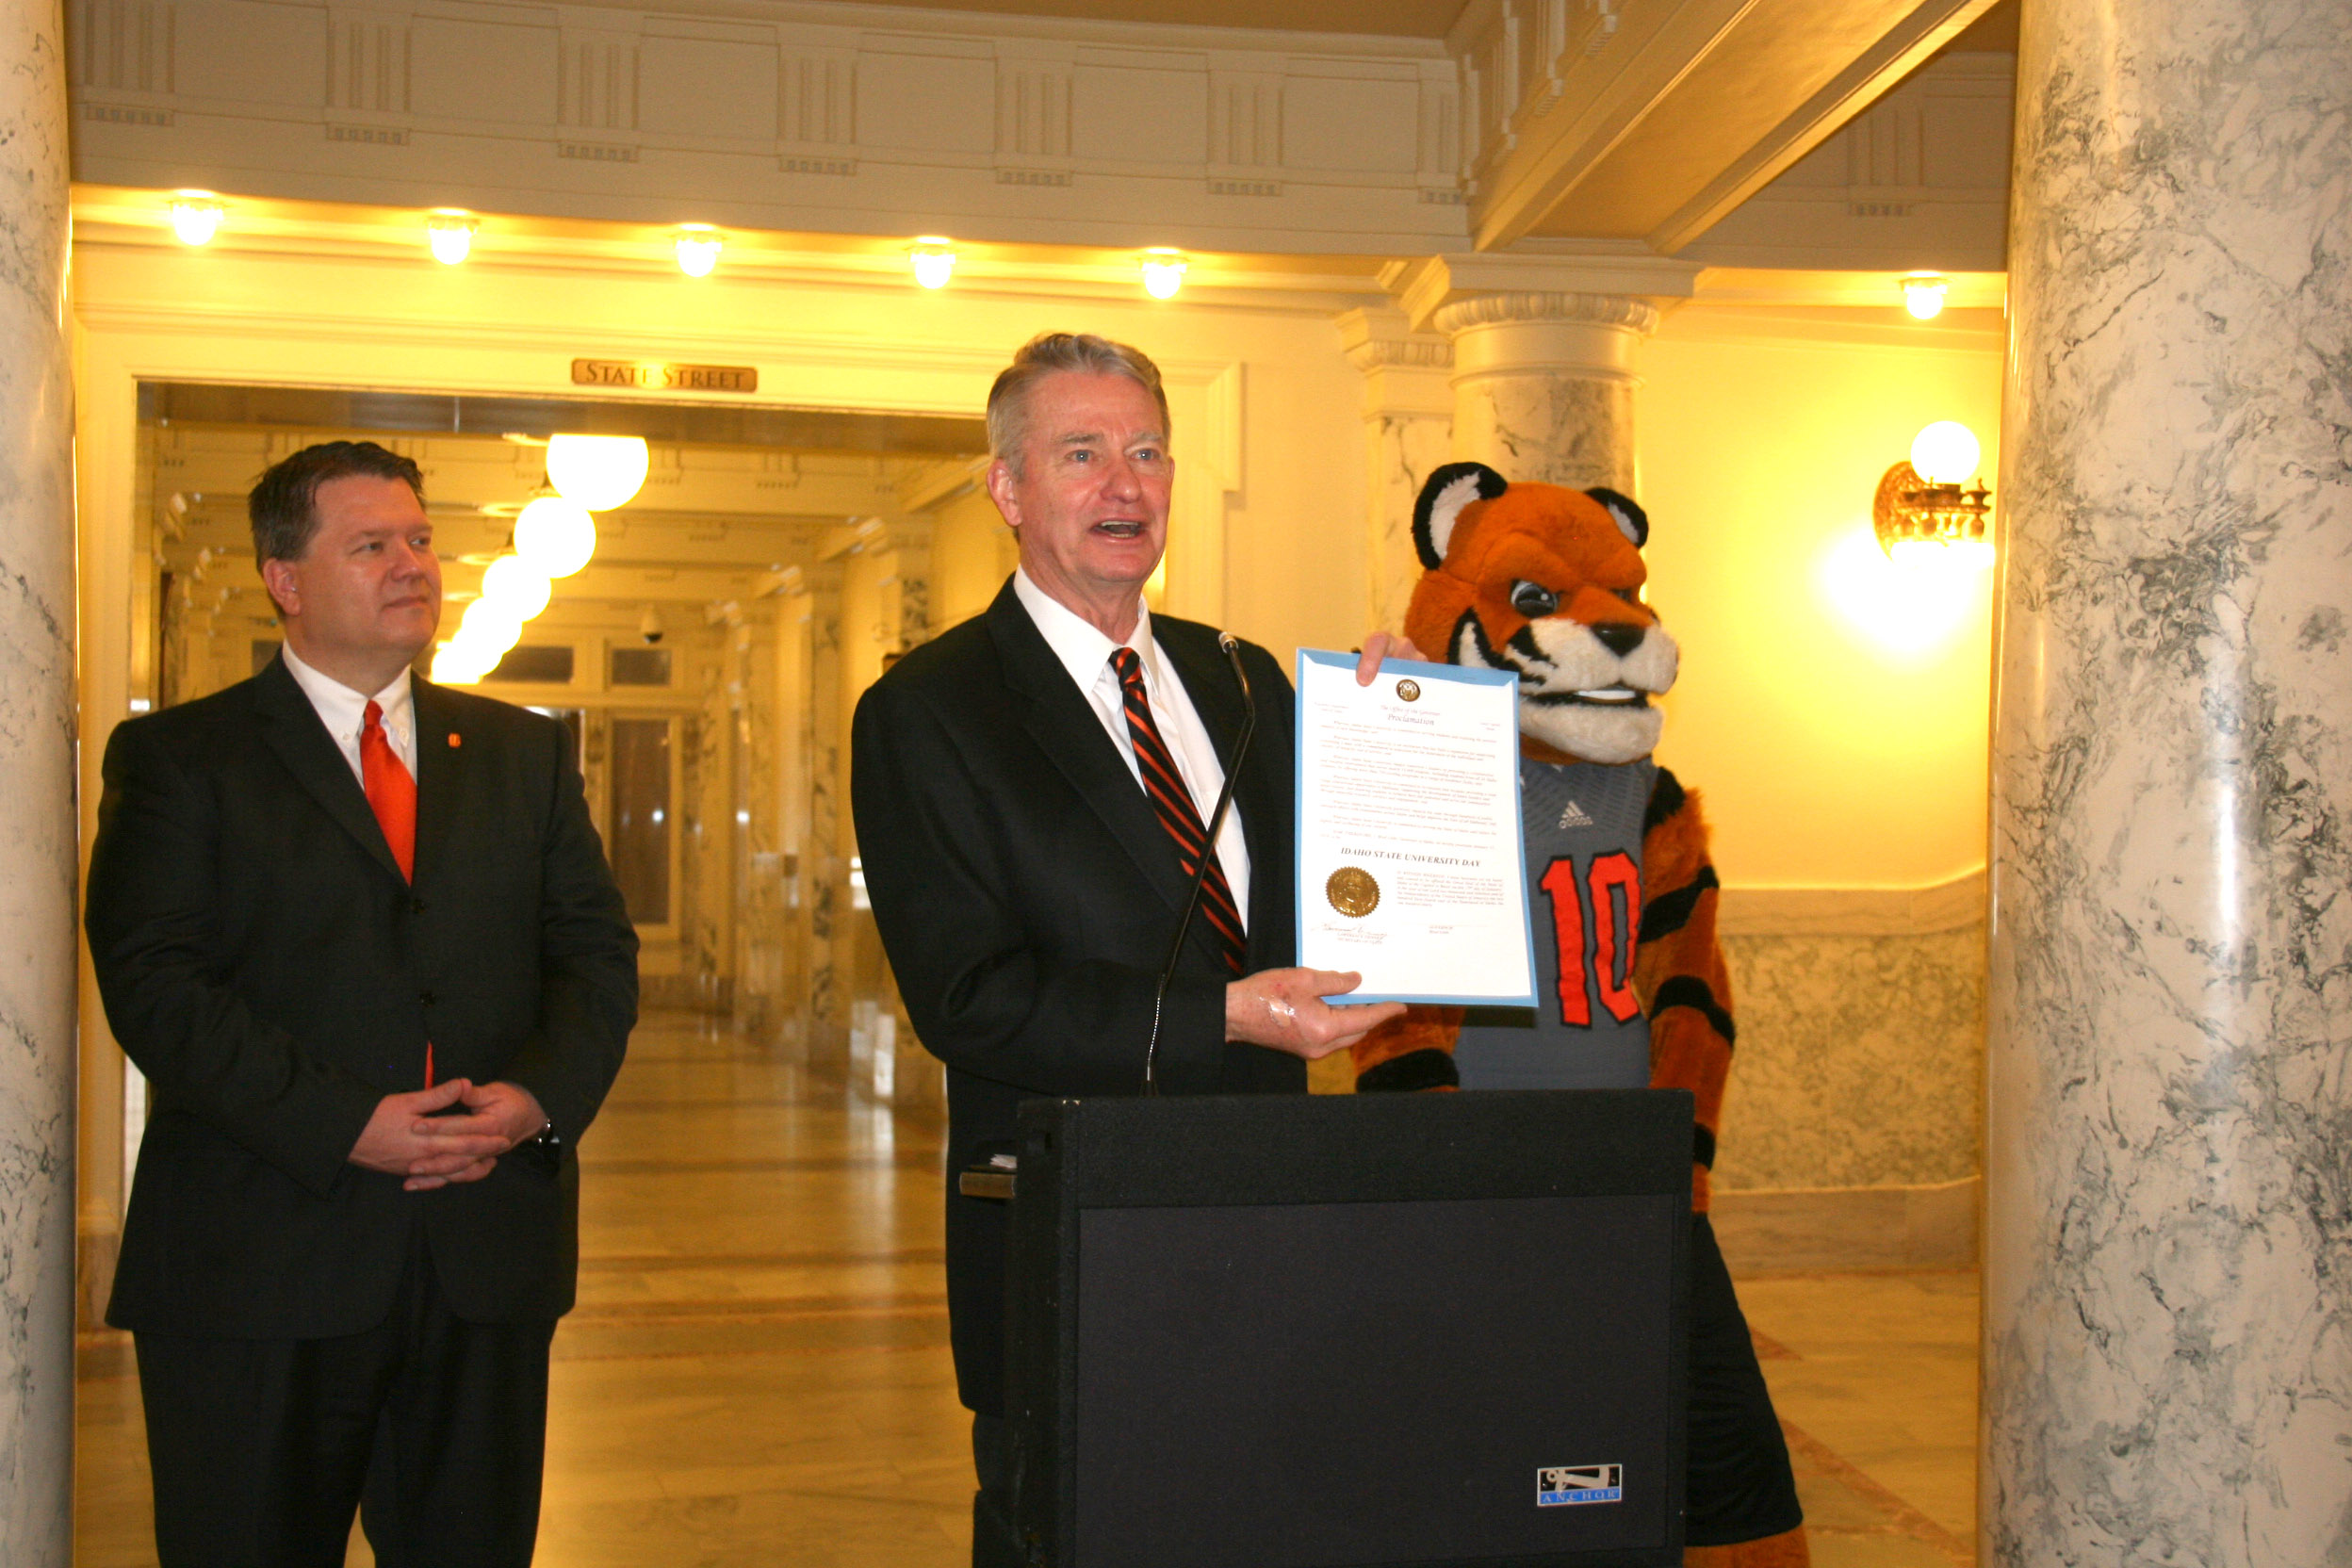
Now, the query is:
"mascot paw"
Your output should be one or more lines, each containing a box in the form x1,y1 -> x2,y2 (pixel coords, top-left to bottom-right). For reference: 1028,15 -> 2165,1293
1684,1526 -> 1810,1568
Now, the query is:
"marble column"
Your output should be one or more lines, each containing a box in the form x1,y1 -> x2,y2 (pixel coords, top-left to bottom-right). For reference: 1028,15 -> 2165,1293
0,0 -> 79,1560
778,564 -> 845,1054
1334,305 -> 1454,633
1431,293 -> 1656,492
874,518 -> 934,657
1983,0 -> 2352,1563
1388,253 -> 1696,496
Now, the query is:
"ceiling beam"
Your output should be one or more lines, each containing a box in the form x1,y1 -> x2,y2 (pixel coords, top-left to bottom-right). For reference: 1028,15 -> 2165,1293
1465,0 -> 2004,253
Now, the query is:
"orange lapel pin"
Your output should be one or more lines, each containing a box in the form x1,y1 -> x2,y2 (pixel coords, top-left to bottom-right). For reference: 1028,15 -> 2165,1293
448,733 -> 463,748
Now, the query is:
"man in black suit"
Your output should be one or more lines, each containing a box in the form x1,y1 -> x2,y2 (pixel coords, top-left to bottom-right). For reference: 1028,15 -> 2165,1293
850,333 -> 1406,1520
85,440 -> 638,1568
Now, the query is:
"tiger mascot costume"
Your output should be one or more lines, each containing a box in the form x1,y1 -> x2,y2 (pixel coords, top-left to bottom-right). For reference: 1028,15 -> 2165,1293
1352,462 -> 1809,1568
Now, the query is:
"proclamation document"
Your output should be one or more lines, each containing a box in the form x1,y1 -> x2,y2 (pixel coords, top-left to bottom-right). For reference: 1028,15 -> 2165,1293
1293,649 -> 1537,1006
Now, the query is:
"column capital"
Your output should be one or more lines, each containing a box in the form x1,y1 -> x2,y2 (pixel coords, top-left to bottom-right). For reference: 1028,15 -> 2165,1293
1428,291 -> 1662,340
1384,247 -> 1700,334
1333,304 -> 1454,375
1332,305 -> 1455,420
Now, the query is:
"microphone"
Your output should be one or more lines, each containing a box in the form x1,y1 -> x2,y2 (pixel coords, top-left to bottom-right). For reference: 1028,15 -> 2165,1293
1143,631 -> 1257,1094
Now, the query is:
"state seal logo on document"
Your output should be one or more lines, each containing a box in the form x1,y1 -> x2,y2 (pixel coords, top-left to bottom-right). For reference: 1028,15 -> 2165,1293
1325,866 -> 1380,918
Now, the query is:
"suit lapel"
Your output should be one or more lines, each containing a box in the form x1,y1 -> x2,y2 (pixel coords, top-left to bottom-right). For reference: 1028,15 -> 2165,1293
253,657 -> 407,885
986,583 -> 1193,916
411,678 -> 466,890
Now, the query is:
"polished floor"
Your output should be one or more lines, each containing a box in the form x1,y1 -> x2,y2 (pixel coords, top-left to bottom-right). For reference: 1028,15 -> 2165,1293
77,1011 -> 1977,1566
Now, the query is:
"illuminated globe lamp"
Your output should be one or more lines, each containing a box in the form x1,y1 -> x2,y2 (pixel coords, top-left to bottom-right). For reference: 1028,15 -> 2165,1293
674,225 -> 724,278
513,496 -> 598,578
1872,421 -> 1994,568
1140,248 -> 1188,300
908,237 -> 958,290
480,553 -> 553,621
545,433 -> 649,512
443,596 -> 526,678
1900,271 -> 1950,320
170,192 -> 225,246
431,639 -> 492,686
427,210 -> 478,265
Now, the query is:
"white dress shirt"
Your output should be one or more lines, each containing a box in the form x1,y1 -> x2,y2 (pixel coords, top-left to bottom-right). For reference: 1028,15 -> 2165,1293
1012,567 -> 1250,929
280,641 -> 418,786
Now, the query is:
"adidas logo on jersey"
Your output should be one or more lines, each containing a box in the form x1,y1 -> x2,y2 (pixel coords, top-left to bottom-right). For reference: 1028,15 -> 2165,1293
1557,799 -> 1595,829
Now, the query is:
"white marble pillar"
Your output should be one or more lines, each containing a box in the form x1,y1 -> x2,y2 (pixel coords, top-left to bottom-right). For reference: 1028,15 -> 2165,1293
779,564 -> 846,1049
0,0 -> 79,1559
1388,253 -> 1696,495
1334,306 -> 1454,633
1983,0 -> 2352,1562
1432,293 -> 1656,492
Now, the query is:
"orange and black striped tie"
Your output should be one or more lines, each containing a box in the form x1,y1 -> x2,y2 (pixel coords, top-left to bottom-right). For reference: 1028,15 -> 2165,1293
1109,647 -> 1247,974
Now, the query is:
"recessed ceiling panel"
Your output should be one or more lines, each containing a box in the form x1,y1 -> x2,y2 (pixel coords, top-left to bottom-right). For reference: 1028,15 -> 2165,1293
839,0 -> 1467,38
138,384 -> 988,457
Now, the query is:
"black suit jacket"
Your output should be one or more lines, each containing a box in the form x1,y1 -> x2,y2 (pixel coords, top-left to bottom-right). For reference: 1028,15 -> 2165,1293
86,656 -> 639,1337
851,578 -> 1301,1414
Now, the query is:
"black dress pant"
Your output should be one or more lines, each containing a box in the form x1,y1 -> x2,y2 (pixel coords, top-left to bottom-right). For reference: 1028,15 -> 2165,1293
134,1224 -> 556,1568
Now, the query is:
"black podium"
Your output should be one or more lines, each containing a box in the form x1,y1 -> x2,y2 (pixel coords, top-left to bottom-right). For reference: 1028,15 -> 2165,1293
986,1089 -> 1692,1568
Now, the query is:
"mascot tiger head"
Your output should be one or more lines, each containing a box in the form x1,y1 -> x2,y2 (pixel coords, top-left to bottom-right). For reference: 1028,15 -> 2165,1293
1404,461 -> 1677,767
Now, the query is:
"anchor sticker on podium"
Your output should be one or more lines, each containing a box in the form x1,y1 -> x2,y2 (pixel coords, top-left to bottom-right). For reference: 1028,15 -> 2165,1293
1536,1463 -> 1624,1506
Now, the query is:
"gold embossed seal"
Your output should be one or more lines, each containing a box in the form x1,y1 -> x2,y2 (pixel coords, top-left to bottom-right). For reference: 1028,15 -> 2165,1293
1326,866 -> 1380,918
1395,678 -> 1421,702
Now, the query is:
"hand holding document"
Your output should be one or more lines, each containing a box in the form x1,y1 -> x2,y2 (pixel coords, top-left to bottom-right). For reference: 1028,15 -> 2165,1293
1293,650 -> 1536,1006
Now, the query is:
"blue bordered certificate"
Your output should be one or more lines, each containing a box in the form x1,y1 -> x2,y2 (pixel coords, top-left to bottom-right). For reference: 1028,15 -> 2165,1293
1293,649 -> 1538,1007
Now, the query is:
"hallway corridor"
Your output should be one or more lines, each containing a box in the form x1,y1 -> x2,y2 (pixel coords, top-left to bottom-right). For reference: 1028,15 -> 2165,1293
75,1011 -> 1976,1566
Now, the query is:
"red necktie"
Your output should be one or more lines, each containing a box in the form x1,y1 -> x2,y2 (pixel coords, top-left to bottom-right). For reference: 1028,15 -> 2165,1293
1110,648 -> 1247,975
360,700 -> 416,882
361,702 -> 432,1086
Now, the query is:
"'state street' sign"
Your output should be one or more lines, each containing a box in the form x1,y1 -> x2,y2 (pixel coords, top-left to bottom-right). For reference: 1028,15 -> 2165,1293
571,358 -> 759,393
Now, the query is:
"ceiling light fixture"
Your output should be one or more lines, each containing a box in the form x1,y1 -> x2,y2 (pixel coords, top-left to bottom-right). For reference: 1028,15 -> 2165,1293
546,433 -> 649,511
514,496 -> 599,578
908,237 -> 957,290
169,193 -> 225,247
674,224 -> 723,278
426,210 -> 478,265
1900,272 -> 1950,320
1140,248 -> 1188,300
479,554 -> 553,621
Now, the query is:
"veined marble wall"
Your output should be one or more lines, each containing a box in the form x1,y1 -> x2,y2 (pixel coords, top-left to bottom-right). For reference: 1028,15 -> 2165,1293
0,0 -> 79,1557
1984,0 -> 2352,1561
1715,923 -> 1984,1192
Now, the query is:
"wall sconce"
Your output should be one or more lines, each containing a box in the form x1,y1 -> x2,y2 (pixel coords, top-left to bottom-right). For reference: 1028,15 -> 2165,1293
673,224 -> 723,277
1900,272 -> 1948,319
1140,248 -> 1187,300
169,192 -> 225,246
908,237 -> 958,289
426,210 -> 478,265
1874,421 -> 1993,566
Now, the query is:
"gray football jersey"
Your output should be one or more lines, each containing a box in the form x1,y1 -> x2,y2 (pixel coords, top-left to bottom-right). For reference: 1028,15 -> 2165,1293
1453,755 -> 1655,1091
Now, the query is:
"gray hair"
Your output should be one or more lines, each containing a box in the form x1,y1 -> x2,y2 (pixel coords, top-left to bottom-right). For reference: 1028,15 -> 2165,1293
987,332 -> 1169,474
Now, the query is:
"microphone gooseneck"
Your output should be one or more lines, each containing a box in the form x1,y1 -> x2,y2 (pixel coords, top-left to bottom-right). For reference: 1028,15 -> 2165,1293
1142,630 -> 1257,1094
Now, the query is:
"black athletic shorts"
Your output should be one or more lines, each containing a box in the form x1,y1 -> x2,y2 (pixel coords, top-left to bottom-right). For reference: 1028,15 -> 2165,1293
1685,1212 -> 1805,1546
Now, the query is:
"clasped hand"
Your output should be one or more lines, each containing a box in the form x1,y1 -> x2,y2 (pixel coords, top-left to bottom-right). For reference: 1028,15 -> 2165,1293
349,1078 -> 549,1191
